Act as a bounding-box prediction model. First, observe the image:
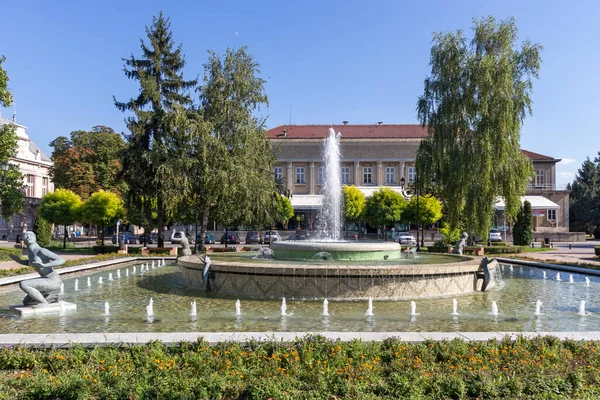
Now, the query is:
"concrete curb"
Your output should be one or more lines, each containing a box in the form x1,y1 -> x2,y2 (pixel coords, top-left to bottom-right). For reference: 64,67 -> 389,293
0,331 -> 599,348
0,256 -> 177,287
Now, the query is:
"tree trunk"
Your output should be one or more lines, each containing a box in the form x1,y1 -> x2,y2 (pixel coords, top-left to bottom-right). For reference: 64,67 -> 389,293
63,225 -> 68,249
157,193 -> 164,248
101,223 -> 105,246
199,204 -> 210,252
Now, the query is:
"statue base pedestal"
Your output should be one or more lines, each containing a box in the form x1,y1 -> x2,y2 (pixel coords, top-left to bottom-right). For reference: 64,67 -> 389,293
11,302 -> 77,317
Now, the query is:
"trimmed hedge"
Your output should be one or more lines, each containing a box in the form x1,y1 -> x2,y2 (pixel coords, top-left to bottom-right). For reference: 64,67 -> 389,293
211,247 -> 238,253
92,245 -> 119,254
148,247 -> 172,255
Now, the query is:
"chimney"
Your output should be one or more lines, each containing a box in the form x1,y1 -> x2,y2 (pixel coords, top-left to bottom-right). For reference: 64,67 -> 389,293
377,121 -> 383,125
342,121 -> 348,125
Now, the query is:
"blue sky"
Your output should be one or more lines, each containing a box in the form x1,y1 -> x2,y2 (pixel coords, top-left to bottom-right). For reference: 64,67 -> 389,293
1,0 -> 598,188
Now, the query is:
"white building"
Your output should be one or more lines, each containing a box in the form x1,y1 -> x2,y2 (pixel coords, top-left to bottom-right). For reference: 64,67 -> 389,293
0,114 -> 53,240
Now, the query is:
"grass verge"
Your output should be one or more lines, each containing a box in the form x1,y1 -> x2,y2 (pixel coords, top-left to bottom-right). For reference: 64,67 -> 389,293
0,254 -> 134,278
1,335 -> 599,399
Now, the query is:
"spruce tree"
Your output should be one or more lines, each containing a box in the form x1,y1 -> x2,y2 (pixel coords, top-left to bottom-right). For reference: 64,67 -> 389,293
569,157 -> 600,234
114,12 -> 196,247
32,217 -> 52,247
513,200 -> 533,245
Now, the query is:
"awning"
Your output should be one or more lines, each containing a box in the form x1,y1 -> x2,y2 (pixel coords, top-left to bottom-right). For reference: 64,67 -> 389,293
494,195 -> 559,211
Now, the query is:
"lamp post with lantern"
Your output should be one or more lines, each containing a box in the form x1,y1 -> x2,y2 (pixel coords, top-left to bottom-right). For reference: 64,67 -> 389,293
399,175 -> 436,250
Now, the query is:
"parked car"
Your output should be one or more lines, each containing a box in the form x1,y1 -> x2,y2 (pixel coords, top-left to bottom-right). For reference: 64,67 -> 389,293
245,231 -> 262,244
111,232 -> 137,245
343,231 -> 358,240
139,232 -> 158,244
220,232 -> 240,244
264,230 -> 281,242
199,232 -> 216,244
489,229 -> 502,242
294,230 -> 311,241
395,232 -> 416,246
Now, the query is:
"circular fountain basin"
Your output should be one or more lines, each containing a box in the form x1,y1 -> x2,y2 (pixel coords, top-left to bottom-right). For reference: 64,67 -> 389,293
178,252 -> 485,300
271,240 -> 402,261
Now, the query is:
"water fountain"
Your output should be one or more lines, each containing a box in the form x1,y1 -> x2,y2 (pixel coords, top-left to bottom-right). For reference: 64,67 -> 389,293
87,277 -> 91,287
322,299 -> 329,317
74,279 -> 79,292
117,269 -> 121,279
491,302 -> 499,316
177,127 -> 491,300
578,300 -> 586,316
410,301 -> 417,316
543,271 -> 547,279
535,300 -> 542,315
59,300 -> 66,316
104,302 -> 110,316
126,269 -> 129,277
146,298 -> 154,317
60,283 -> 64,295
556,272 -> 561,281
98,277 -> 103,284
365,297 -> 374,317
451,298 -> 459,316
152,260 -> 155,269
133,266 -> 136,274
190,301 -> 197,317
569,274 -> 574,284
281,298 -> 288,316
108,273 -> 113,281
235,300 -> 241,317
586,277 -> 591,287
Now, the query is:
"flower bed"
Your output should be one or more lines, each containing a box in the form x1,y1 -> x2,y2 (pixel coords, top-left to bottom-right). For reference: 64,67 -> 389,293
1,336 -> 600,399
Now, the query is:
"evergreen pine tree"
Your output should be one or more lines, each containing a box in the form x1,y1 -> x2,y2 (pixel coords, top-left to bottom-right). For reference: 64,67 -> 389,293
513,200 -> 533,246
114,12 -> 196,247
569,157 -> 600,234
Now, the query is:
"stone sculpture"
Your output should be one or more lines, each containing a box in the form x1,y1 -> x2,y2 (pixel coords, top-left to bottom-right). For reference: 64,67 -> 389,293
478,256 -> 498,292
201,255 -> 211,290
11,231 -> 65,306
453,232 -> 468,255
180,235 -> 192,256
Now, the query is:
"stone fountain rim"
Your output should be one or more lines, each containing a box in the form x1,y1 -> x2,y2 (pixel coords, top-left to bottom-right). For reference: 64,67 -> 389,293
270,240 -> 401,252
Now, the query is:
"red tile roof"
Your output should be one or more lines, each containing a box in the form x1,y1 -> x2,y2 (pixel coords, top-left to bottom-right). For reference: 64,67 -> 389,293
267,124 -> 428,139
521,150 -> 558,161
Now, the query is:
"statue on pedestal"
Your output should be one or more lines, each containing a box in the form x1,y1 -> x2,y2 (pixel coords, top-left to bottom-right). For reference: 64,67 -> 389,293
453,232 -> 468,255
11,231 -> 65,307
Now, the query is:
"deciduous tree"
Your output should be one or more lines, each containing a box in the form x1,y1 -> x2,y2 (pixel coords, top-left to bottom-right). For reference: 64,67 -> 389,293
80,191 -> 124,246
363,187 -> 406,237
38,189 -> 81,248
569,157 -> 600,234
416,17 -> 539,239
114,12 -> 196,247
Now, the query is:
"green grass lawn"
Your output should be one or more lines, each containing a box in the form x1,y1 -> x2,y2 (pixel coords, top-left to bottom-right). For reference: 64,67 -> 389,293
1,335 -> 599,399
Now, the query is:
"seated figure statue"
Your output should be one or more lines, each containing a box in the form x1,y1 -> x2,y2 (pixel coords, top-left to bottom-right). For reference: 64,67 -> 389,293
453,232 -> 469,255
180,234 -> 192,256
11,231 -> 65,307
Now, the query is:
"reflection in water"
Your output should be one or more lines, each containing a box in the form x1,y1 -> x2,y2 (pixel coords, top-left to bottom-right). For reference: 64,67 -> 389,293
1,264 -> 600,333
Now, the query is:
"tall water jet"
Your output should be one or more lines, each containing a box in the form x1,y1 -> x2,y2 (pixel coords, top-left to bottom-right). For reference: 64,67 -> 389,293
161,259 -> 165,266
74,279 -> 79,291
451,298 -> 459,316
146,298 -> 154,317
126,269 -> 129,277
235,299 -> 241,317
316,128 -> 343,240
543,271 -> 547,279
586,277 -> 591,287
117,269 -> 121,279
133,265 -> 136,274
491,301 -> 499,316
190,301 -> 197,317
152,260 -> 155,269
60,283 -> 64,295
281,297 -> 287,316
98,277 -> 103,284
410,301 -> 417,316
569,274 -> 574,284
365,297 -> 374,317
509,265 -> 513,273
556,272 -> 561,281
87,277 -> 91,287
322,299 -> 329,317
535,300 -> 542,315
104,301 -> 110,316
578,300 -> 586,315
108,273 -> 113,281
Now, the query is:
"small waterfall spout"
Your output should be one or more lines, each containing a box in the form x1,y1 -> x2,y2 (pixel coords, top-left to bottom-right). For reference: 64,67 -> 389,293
451,298 -> 459,316
586,277 -> 591,287
87,277 -> 91,287
235,299 -> 241,317
281,298 -> 288,316
146,298 -> 154,317
491,301 -> 499,316
578,300 -> 586,316
104,301 -> 110,316
108,273 -> 113,281
569,274 -> 574,284
556,272 -> 561,281
190,301 -> 197,317
74,279 -> 79,291
410,301 -> 417,316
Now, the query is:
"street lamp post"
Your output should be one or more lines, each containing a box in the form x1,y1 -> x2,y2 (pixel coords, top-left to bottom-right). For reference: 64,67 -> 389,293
1,162 -> 8,185
400,175 -> 435,250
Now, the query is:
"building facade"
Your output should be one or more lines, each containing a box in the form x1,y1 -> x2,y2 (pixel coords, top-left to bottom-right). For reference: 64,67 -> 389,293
0,116 -> 54,240
267,124 -> 570,233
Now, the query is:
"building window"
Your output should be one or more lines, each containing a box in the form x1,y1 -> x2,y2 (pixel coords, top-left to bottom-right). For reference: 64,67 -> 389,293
385,167 -> 395,184
341,167 -> 350,184
363,167 -> 372,184
535,170 -> 545,187
25,174 -> 34,197
408,167 -> 417,184
42,177 -> 49,197
274,166 -> 283,181
317,167 -> 324,185
295,167 -> 305,184
548,209 -> 557,221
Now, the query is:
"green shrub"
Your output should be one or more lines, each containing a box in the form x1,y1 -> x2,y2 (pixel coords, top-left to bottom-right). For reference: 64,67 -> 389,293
148,247 -> 171,255
92,245 -> 119,254
595,246 -> 600,257
32,217 -> 52,247
430,240 -> 450,253
490,241 -> 508,246
128,246 -> 142,255
211,247 -> 237,253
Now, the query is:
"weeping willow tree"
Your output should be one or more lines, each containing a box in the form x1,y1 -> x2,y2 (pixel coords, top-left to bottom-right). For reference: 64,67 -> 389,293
416,17 -> 540,239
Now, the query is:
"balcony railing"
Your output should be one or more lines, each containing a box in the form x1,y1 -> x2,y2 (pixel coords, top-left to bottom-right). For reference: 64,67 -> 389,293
527,183 -> 556,191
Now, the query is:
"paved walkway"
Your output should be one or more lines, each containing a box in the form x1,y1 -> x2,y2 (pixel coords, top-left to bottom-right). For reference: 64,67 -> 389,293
516,241 -> 600,266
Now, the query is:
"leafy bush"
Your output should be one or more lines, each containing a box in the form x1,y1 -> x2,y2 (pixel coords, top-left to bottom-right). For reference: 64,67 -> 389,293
128,246 -> 142,255
439,222 -> 461,246
148,247 -> 171,255
490,241 -> 508,246
92,245 -> 119,254
211,247 -> 237,253
430,240 -> 451,253
32,217 -> 52,247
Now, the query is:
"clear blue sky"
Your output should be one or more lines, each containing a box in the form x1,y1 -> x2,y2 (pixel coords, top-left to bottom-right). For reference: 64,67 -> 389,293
1,0 -> 598,188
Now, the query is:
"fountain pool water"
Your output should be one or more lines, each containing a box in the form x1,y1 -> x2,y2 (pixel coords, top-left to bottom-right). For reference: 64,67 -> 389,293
1,262 -> 600,333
